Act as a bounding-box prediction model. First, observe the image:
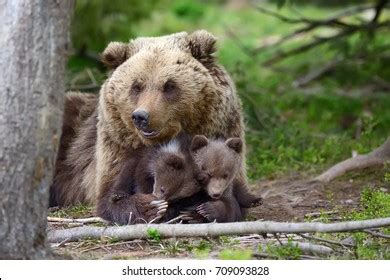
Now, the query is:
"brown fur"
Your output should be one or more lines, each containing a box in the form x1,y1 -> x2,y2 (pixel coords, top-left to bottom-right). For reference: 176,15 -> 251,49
190,135 -> 262,209
102,134 -> 245,224
96,134 -> 206,224
50,92 -> 98,206
185,135 -> 261,223
51,30 -> 253,223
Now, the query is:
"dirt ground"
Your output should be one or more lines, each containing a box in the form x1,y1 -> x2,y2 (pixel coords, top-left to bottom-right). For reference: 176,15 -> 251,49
49,168 -> 388,259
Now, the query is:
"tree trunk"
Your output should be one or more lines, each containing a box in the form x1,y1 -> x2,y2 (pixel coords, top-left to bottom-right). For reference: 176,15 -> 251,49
0,0 -> 74,259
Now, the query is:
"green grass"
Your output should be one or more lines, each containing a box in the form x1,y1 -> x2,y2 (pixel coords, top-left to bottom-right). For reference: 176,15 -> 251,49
146,228 -> 162,242
49,204 -> 93,218
219,249 -> 253,260
306,172 -> 390,260
348,187 -> 390,259
264,240 -> 303,260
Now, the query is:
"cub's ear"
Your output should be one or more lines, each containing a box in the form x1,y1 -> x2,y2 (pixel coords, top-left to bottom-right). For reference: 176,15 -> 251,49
225,138 -> 243,154
165,154 -> 185,170
190,135 -> 209,152
101,42 -> 131,69
187,30 -> 216,66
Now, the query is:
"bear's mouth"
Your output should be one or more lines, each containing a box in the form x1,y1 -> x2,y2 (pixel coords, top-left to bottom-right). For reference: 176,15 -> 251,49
139,128 -> 159,138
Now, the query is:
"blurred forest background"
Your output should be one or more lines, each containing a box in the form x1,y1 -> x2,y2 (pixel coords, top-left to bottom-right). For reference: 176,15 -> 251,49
68,0 -> 389,182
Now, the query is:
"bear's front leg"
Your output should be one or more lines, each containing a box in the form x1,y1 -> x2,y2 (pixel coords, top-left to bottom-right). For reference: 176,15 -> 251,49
233,178 -> 263,208
97,192 -> 168,225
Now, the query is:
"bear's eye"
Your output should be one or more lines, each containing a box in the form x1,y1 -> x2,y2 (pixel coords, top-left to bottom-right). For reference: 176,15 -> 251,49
197,172 -> 210,185
163,80 -> 177,94
223,173 -> 229,179
130,82 -> 142,95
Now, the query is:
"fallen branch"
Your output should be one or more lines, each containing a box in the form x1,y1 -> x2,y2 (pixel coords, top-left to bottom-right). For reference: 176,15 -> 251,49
292,58 -> 342,87
47,216 -> 107,224
297,233 -> 353,248
363,229 -> 390,239
283,241 -> 333,256
314,138 -> 390,183
304,210 -> 339,218
48,217 -> 390,243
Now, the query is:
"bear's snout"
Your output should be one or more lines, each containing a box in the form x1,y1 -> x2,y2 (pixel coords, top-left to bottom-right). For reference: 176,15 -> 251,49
132,110 -> 149,130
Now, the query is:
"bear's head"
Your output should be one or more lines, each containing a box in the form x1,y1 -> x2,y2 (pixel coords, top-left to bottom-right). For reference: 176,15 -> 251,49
151,140 -> 206,202
190,135 -> 242,200
100,30 -> 220,145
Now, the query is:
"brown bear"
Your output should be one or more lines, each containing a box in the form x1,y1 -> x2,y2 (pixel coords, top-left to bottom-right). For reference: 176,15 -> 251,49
50,30 -> 257,223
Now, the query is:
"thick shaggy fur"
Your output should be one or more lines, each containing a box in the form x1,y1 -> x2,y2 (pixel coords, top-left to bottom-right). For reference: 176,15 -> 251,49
96,133 -> 206,224
50,30 -> 255,222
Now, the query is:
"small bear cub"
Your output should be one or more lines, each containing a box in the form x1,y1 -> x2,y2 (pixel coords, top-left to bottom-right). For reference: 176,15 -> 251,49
182,135 -> 246,222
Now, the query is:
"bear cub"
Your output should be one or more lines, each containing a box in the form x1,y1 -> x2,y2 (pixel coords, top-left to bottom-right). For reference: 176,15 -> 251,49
97,133 -> 207,224
181,135 -> 262,223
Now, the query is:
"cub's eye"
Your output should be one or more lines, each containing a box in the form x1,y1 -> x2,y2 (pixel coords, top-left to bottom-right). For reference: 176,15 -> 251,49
163,80 -> 177,94
197,172 -> 210,185
223,173 -> 229,179
130,82 -> 142,95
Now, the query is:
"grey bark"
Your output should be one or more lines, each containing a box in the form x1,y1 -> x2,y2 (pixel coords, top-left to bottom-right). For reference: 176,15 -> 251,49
0,0 -> 74,259
48,217 -> 390,243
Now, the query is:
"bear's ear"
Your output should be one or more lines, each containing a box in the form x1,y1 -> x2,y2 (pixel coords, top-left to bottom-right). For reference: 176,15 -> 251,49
191,135 -> 209,152
101,42 -> 131,69
165,154 -> 185,170
187,30 -> 216,66
225,138 -> 242,154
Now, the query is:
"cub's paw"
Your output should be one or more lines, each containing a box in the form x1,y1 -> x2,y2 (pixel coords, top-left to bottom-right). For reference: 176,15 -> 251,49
250,196 -> 263,208
133,193 -> 167,223
179,210 -> 206,224
110,192 -> 128,203
196,202 -> 218,222
148,199 -> 168,223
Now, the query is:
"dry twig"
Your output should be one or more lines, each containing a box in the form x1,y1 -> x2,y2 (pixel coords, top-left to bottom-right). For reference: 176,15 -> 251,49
47,216 -> 107,224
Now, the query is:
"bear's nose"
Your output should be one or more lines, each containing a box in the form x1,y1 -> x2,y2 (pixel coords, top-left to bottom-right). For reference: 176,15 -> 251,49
132,110 -> 149,129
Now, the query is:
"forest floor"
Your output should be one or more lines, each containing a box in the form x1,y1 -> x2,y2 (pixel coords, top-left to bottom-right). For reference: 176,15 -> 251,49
48,166 -> 390,260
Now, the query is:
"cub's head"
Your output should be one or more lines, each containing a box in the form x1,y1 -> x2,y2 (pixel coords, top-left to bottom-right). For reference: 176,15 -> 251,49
190,135 -> 242,200
151,140 -> 205,202
100,30 -> 218,145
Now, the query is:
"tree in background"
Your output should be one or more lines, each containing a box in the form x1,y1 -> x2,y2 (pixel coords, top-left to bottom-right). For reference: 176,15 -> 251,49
0,0 -> 74,259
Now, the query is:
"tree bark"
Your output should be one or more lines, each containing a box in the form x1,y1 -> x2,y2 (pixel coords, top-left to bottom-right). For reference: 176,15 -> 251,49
47,217 -> 390,243
0,0 -> 74,259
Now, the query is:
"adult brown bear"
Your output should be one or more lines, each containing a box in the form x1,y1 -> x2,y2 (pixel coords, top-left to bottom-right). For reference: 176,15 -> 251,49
50,30 -> 259,223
